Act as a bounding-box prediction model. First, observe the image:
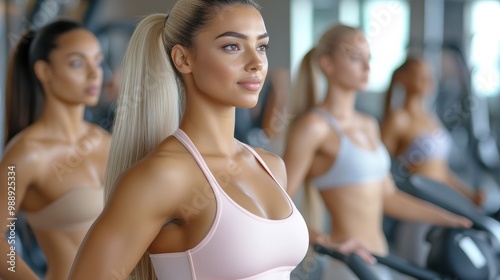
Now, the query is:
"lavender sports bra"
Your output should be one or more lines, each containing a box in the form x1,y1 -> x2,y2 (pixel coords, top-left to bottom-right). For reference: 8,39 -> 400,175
312,108 -> 391,189
149,129 -> 309,280
398,128 -> 453,166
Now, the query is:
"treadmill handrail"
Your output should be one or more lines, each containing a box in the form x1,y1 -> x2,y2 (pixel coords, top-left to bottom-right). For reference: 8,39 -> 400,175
373,254 -> 446,280
313,244 -> 380,280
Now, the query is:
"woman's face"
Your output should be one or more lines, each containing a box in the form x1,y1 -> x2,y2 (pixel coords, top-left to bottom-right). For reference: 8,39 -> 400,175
325,32 -> 371,92
186,5 -> 269,109
404,61 -> 434,96
40,29 -> 103,106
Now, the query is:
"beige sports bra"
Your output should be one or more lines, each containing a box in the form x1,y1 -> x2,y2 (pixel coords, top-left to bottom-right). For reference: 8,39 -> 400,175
24,188 -> 103,231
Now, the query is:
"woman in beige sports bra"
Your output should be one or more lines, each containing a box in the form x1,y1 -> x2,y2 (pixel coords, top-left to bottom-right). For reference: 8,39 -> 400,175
283,24 -> 472,280
0,19 -> 110,280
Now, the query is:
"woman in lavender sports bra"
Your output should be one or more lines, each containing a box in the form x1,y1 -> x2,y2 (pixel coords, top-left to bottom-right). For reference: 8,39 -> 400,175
283,25 -> 472,280
69,1 -> 374,279
0,20 -> 110,280
381,57 -> 484,206
380,57 -> 485,267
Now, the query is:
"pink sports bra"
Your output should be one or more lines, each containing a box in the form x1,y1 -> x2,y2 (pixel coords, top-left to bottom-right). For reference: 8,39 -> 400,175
149,129 -> 309,280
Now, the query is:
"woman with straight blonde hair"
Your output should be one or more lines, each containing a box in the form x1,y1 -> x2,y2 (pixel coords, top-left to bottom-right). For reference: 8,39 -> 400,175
69,1 -> 375,279
283,24 -> 472,280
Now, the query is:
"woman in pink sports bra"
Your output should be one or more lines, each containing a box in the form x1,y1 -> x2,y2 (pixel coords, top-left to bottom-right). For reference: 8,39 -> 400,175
283,24 -> 472,280
0,20 -> 110,280
69,1 -> 373,280
381,57 -> 484,206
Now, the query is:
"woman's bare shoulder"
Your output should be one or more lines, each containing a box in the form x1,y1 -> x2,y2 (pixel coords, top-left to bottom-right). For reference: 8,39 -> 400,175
2,126 -> 50,168
384,109 -> 410,128
110,136 -> 198,203
288,110 -> 332,140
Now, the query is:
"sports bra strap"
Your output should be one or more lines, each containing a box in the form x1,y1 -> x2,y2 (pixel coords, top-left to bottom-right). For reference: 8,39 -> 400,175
173,129 -> 284,191
239,142 -> 285,190
312,108 -> 343,133
173,129 -> 220,189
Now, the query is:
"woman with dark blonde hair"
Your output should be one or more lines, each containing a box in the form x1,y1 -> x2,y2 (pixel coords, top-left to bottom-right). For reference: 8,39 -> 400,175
380,57 -> 485,266
381,57 -> 484,206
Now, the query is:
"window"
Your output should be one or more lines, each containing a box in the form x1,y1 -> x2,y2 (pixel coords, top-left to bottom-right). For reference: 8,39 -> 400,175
468,1 -> 500,97
361,0 -> 410,93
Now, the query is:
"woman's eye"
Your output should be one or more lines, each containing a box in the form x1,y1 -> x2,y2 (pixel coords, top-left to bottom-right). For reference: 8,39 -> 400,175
257,44 -> 269,52
70,60 -> 83,67
223,44 -> 239,52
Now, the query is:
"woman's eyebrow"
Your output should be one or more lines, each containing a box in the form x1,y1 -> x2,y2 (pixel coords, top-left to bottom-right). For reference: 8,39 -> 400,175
65,51 -> 104,58
215,31 -> 269,40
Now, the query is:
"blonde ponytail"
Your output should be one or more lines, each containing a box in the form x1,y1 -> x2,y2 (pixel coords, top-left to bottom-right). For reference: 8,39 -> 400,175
289,48 -> 322,118
104,0 -> 262,278
104,13 -> 179,280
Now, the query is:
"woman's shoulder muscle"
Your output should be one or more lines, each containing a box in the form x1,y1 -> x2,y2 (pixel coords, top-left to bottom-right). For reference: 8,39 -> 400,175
2,127 -> 49,174
288,111 -> 331,144
107,137 -> 198,217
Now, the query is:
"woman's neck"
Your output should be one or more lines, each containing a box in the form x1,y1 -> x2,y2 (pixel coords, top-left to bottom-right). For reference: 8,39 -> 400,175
180,100 -> 238,157
322,86 -> 357,119
404,92 -> 427,115
38,99 -> 87,142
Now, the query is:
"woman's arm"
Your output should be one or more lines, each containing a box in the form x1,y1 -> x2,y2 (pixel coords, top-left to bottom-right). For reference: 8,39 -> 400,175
282,115 -> 326,198
0,142 -> 41,280
69,158 -> 185,280
444,169 -> 485,207
380,112 -> 405,157
382,175 -> 472,227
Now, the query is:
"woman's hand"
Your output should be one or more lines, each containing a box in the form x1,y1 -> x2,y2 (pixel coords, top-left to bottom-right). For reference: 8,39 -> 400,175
470,188 -> 486,208
439,211 -> 473,228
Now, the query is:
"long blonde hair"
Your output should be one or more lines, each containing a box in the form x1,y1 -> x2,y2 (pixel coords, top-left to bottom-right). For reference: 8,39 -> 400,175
104,1 -> 260,279
290,24 -> 363,230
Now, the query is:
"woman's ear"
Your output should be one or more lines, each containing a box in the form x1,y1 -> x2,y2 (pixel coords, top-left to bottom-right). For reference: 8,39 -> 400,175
171,45 -> 192,74
33,60 -> 51,84
319,54 -> 334,76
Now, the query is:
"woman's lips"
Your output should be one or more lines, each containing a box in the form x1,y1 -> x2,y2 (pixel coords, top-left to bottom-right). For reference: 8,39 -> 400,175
237,79 -> 262,91
85,86 -> 100,96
